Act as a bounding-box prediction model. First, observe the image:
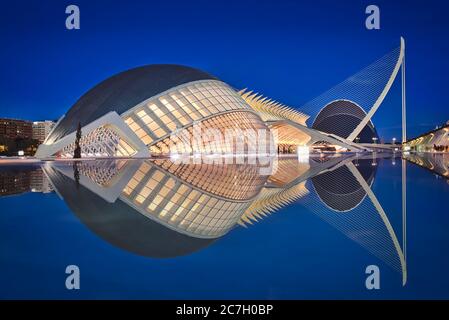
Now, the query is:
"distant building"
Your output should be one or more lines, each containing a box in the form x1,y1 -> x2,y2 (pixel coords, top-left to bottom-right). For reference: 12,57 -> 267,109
0,118 -> 33,140
404,122 -> 449,152
0,168 -> 53,197
0,170 -> 31,196
30,169 -> 53,193
32,120 -> 55,143
0,118 -> 55,156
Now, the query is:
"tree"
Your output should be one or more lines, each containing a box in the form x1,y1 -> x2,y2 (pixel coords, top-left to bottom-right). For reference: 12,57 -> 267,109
73,122 -> 82,158
15,138 -> 40,156
73,162 -> 80,189
0,135 -> 11,155
0,136 -> 39,156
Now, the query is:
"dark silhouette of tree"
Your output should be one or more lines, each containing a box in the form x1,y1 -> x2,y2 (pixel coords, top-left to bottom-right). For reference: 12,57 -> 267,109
73,162 -> 80,189
73,122 -> 82,158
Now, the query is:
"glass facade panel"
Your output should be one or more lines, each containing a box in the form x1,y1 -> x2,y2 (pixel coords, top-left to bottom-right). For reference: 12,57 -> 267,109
120,160 -> 256,237
123,80 -> 252,147
151,111 -> 269,157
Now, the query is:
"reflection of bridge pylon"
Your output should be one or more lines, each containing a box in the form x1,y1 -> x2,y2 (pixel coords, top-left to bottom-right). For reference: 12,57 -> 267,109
240,154 -> 408,285
303,156 -> 407,285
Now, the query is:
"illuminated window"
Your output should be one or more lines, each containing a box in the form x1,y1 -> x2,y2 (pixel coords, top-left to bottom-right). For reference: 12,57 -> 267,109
124,80 -> 253,153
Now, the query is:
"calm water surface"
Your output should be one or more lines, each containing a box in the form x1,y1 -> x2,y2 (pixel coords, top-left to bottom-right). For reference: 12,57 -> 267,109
0,153 -> 448,299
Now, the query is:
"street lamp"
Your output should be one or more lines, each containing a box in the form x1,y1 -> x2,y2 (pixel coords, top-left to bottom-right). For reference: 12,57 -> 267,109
372,137 -> 378,144
392,137 -> 396,145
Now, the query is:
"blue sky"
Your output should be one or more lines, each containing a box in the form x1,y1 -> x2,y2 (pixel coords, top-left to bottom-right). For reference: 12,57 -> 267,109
1,0 -> 448,140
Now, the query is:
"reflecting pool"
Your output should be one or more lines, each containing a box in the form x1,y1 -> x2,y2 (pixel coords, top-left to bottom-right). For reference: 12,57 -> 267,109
0,153 -> 448,299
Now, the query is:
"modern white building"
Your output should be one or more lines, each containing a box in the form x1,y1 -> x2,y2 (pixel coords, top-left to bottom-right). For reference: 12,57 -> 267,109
35,39 -> 405,158
34,65 -> 367,158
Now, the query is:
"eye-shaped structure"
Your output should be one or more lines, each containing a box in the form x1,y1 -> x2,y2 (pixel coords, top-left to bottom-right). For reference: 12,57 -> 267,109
36,64 -> 270,158
44,158 -> 270,257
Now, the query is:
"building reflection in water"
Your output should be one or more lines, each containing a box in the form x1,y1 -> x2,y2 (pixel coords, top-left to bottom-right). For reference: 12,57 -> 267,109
43,158 -> 272,257
14,154 -> 406,284
403,153 -> 449,180
0,165 -> 53,196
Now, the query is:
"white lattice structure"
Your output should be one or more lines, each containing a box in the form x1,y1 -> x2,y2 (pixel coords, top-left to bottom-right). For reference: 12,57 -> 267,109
75,160 -> 129,186
238,89 -> 309,126
36,112 -> 150,158
59,126 -> 137,158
